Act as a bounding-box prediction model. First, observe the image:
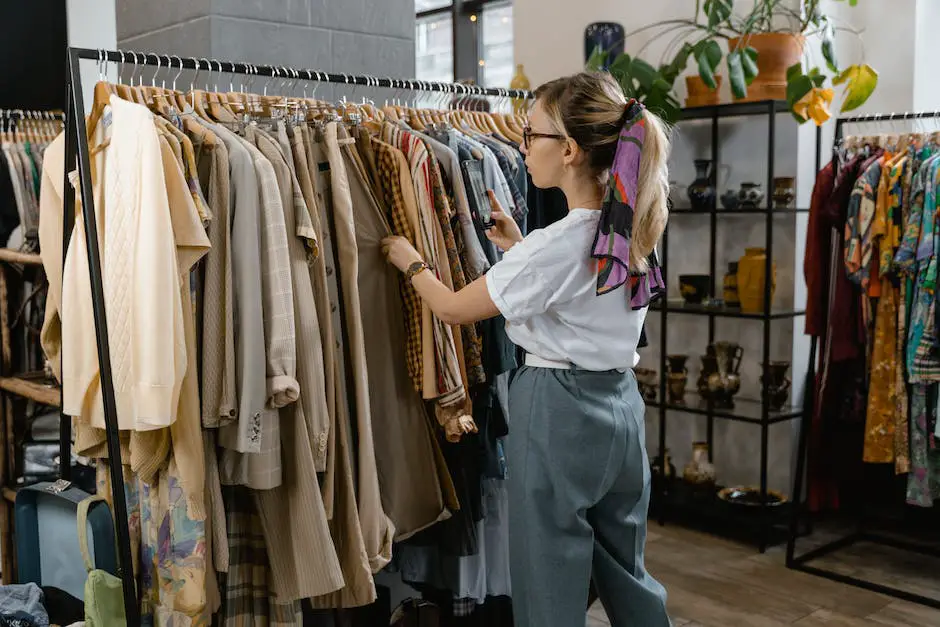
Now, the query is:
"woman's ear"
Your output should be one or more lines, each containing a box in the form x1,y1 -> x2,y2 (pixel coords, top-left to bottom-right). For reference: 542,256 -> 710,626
563,137 -> 583,167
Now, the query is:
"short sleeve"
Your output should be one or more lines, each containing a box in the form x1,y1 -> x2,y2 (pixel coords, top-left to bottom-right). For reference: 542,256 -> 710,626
485,229 -> 572,323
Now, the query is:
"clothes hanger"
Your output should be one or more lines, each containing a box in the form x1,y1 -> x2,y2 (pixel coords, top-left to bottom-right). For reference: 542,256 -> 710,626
87,50 -> 120,141
127,51 -> 149,105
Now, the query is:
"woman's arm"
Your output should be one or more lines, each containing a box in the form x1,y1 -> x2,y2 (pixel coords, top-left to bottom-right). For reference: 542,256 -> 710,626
382,235 -> 500,325
411,271 -> 500,326
382,190 -> 522,326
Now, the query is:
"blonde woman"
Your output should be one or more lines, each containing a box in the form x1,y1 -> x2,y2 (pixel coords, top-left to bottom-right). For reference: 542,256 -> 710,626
383,71 -> 671,627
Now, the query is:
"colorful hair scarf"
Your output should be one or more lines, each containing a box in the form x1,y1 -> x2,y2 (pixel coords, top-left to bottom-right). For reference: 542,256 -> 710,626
591,99 -> 666,308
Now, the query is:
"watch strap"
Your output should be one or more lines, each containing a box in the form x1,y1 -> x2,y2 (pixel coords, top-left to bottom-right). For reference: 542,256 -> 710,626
405,260 -> 432,282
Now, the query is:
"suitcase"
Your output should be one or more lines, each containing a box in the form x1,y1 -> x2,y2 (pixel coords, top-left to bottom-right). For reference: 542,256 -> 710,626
14,479 -> 118,601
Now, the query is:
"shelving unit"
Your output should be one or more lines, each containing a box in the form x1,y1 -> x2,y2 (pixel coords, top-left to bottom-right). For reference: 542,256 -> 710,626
0,248 -> 57,583
650,100 -> 819,553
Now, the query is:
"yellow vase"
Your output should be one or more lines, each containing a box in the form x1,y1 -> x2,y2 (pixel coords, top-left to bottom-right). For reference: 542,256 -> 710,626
737,247 -> 776,313
510,64 -> 530,114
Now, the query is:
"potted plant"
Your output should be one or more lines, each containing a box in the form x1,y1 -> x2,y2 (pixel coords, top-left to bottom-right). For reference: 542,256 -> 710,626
586,0 -> 877,126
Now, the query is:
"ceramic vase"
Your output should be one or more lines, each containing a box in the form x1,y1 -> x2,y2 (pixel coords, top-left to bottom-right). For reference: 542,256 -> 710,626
651,449 -> 676,480
737,247 -> 777,314
773,177 -> 796,208
687,159 -> 715,212
666,354 -> 689,375
667,373 -> 687,405
708,341 -> 743,409
723,262 -> 740,309
737,182 -> 765,209
761,361 -> 792,411
683,442 -> 717,487
635,367 -> 658,402
679,275 -> 710,305
698,354 -> 719,400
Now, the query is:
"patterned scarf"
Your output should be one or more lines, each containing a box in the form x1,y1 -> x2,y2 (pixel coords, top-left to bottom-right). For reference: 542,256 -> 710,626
591,99 -> 666,307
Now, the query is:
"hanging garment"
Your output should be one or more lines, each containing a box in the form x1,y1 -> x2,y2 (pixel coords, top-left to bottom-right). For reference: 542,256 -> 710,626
324,122 -> 395,571
307,133 -> 378,609
59,95 -> 187,435
199,122 -> 268,459
220,486 -> 303,627
219,124 -> 299,489
340,123 -> 451,540
188,121 -> 238,430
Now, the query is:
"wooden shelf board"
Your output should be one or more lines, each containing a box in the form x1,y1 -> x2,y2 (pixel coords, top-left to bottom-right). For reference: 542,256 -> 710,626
0,249 -> 42,266
0,377 -> 61,406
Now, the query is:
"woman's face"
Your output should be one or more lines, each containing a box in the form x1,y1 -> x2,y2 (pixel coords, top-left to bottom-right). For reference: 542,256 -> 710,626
522,100 -> 568,189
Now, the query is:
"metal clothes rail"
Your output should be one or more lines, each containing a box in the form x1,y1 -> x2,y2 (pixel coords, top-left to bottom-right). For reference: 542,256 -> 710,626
785,109 -> 940,610
62,45 -> 534,626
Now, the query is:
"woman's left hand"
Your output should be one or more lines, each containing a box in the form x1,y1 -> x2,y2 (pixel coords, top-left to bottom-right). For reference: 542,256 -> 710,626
382,236 -> 423,272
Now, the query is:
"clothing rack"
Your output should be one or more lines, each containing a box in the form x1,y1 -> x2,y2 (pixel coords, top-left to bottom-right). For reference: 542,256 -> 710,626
785,109 -> 940,610
62,45 -> 534,626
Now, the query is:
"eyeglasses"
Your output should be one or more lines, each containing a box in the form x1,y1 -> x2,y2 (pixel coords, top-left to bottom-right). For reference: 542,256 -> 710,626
523,125 -> 565,150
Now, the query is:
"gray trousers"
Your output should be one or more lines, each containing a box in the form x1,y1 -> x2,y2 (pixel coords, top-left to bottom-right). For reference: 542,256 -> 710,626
507,365 -> 670,627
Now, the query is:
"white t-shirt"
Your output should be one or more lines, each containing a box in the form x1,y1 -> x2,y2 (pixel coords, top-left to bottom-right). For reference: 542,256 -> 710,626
485,208 -> 648,371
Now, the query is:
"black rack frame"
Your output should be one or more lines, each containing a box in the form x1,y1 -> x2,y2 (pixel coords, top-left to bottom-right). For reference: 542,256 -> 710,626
785,109 -> 940,611
62,45 -> 534,626
651,100 -> 821,553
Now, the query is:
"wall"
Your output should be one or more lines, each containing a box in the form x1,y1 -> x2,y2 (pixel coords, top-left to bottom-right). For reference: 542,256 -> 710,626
67,0 -> 118,111
115,0 -> 415,101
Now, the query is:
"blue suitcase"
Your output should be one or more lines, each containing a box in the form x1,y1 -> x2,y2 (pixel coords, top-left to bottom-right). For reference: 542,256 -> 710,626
14,479 -> 118,601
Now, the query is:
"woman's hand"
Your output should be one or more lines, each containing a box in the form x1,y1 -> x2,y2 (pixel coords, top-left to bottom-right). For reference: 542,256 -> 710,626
483,190 -> 524,252
381,235 -> 423,272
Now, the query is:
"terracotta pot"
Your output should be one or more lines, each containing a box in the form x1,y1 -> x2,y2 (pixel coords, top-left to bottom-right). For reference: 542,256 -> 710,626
728,33 -> 805,102
685,74 -> 722,106
737,247 -> 777,314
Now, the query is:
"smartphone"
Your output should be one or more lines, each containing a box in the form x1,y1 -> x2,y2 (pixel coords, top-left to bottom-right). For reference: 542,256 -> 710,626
461,159 -> 496,230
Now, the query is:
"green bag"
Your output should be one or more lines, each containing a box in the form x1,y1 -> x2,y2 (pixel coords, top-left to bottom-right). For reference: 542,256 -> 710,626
77,496 -> 127,627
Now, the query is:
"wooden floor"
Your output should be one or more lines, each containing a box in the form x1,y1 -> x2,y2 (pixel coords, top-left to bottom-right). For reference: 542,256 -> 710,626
587,524 -> 940,626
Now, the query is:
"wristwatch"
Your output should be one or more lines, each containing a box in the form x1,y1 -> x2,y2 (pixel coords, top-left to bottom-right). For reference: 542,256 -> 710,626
405,260 -> 432,282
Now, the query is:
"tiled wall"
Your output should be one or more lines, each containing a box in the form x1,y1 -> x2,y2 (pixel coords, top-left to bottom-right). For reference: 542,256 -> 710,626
115,0 -> 415,102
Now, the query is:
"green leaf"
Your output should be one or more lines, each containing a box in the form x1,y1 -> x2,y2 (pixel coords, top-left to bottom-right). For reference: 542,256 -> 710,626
704,0 -> 733,29
786,62 -> 803,83
834,64 -> 878,112
698,53 -> 717,89
821,19 -> 839,73
586,45 -> 608,72
609,53 -> 632,75
741,46 -> 759,85
808,67 -> 826,88
631,58 -> 658,90
726,50 -> 747,99
695,40 -> 722,89
608,53 -> 633,90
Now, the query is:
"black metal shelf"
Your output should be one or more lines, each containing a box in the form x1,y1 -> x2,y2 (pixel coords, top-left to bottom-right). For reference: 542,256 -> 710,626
680,99 -> 791,120
650,478 -> 793,547
652,300 -> 806,320
669,207 -> 809,215
650,100 -> 818,554
646,395 -> 802,425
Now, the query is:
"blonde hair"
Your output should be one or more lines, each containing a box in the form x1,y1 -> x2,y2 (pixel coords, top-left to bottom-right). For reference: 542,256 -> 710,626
534,71 -> 671,271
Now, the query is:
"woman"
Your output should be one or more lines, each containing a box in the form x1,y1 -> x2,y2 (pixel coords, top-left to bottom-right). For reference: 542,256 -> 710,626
382,71 -> 672,627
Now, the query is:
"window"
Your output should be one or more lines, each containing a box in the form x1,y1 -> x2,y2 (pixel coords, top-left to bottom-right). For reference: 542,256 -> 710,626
416,13 -> 454,84
415,0 -> 451,11
414,0 -> 514,90
482,2 -> 513,89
